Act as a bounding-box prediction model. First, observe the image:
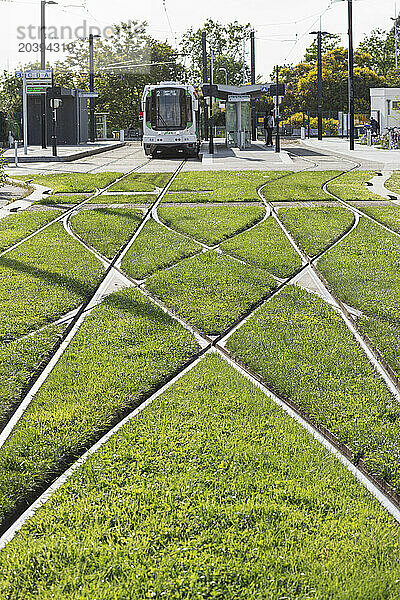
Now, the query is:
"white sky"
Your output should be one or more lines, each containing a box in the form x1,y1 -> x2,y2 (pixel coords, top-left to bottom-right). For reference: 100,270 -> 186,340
1,0 -> 398,79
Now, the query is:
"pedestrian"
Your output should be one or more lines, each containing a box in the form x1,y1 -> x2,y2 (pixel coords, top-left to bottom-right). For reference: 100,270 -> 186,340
370,116 -> 380,136
264,111 -> 274,147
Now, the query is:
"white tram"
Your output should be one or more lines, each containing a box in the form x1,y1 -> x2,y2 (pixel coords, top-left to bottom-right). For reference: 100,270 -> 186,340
141,82 -> 201,158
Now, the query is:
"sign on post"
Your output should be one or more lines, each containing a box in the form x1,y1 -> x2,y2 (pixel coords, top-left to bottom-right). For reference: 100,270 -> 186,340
25,69 -> 53,95
78,92 -> 99,99
227,95 -> 251,103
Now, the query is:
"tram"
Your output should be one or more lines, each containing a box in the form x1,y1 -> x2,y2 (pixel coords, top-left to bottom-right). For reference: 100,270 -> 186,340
141,82 -> 201,158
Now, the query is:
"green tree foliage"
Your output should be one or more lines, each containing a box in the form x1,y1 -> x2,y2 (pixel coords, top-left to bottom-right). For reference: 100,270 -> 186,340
280,48 -> 384,117
53,21 -> 184,130
180,19 -> 252,87
303,33 -> 341,63
358,27 -> 396,76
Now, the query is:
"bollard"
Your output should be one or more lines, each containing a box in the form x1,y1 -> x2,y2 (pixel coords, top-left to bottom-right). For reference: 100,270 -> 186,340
120,129 -> 125,143
301,127 -> 306,140
14,141 -> 18,167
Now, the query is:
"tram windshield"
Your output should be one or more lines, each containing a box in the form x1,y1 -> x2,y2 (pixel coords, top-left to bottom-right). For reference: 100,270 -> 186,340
147,88 -> 192,131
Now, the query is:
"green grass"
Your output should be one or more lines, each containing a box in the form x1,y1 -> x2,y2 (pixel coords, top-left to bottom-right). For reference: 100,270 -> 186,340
0,210 -> 62,252
70,208 -> 144,259
0,287 -> 200,526
120,219 -> 201,279
227,285 -> 400,493
359,316 -> 400,377
38,194 -> 88,206
88,193 -> 156,204
0,222 -> 104,343
0,324 -> 65,425
1,353 -> 400,599
261,171 -> 341,202
327,171 -> 384,202
31,172 -> 122,193
158,205 -> 265,245
277,206 -> 355,256
170,170 -> 286,198
318,218 -> 400,324
165,170 -> 288,202
384,171 -> 400,195
146,251 -> 277,335
220,217 -> 302,277
360,205 -> 400,234
108,172 -> 171,192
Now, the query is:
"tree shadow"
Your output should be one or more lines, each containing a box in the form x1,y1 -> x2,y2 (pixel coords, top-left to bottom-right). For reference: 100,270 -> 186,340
0,255 -> 97,298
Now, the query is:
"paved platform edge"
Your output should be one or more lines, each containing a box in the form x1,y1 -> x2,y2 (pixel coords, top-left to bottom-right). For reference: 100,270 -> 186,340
4,142 -> 127,164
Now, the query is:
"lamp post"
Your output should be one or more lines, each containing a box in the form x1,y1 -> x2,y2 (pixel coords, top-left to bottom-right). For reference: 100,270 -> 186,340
275,65 -> 281,153
89,33 -> 101,143
40,0 -> 57,149
310,30 -> 330,141
250,30 -> 257,141
332,0 -> 355,149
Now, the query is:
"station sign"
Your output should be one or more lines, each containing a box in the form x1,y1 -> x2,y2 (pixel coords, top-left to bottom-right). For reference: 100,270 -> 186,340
227,95 -> 251,103
78,92 -> 99,98
25,69 -> 53,95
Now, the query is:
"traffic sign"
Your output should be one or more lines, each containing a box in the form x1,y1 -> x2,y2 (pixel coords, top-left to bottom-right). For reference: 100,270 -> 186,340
261,85 -> 269,92
14,71 -> 22,79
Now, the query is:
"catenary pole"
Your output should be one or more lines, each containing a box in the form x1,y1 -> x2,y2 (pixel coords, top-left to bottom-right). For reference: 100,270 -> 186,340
348,0 -> 355,150
40,1 -> 46,148
275,65 -> 280,153
250,30 -> 257,141
89,34 -> 95,142
202,31 -> 209,141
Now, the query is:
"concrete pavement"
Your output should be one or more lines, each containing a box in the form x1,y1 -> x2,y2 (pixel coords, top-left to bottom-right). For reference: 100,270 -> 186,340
300,138 -> 400,170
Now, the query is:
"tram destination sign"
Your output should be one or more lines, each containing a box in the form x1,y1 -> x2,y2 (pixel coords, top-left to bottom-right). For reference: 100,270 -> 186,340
227,95 -> 251,103
25,69 -> 53,95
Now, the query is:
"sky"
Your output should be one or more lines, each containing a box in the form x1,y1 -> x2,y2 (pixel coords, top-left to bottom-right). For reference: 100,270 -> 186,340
1,0 -> 398,79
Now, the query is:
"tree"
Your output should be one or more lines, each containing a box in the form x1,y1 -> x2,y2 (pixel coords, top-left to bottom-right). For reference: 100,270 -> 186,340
278,47 -> 384,118
358,27 -> 396,76
304,33 -> 341,63
180,19 -> 253,88
53,21 -> 185,130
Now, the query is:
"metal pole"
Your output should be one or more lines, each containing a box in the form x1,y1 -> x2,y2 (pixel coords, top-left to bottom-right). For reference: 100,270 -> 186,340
89,34 -> 95,143
242,39 -> 246,84
317,31 -> 323,141
22,73 -> 28,155
209,47 -> 214,155
348,0 -> 355,150
250,30 -> 257,141
40,0 -> 47,148
202,31 -> 209,141
275,65 -> 280,153
395,4 -> 398,69
51,105 -> 57,157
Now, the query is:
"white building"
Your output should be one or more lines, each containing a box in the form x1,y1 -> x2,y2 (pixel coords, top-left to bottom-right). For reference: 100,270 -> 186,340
370,88 -> 400,132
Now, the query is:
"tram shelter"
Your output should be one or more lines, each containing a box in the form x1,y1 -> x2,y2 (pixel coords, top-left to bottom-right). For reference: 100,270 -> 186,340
201,83 -> 280,150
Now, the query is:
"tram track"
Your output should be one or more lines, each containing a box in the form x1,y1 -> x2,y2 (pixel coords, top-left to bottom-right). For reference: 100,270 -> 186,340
0,160 -> 187,444
2,158 -> 400,552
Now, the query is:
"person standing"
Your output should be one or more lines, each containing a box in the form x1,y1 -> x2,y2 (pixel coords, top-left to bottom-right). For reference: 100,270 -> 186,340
264,111 -> 274,147
370,116 -> 380,136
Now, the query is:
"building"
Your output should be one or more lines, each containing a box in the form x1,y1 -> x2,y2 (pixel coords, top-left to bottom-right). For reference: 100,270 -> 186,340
370,88 -> 400,133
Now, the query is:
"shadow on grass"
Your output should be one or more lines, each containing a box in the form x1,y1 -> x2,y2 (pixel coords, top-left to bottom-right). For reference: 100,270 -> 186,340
0,255 -> 98,298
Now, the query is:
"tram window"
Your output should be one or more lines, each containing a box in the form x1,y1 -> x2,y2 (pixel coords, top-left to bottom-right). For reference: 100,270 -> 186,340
151,88 -> 188,130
